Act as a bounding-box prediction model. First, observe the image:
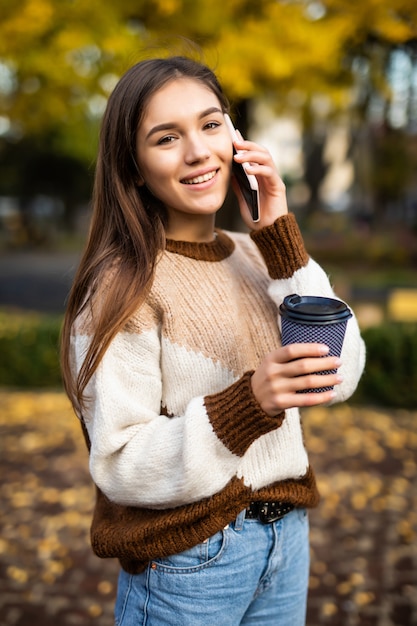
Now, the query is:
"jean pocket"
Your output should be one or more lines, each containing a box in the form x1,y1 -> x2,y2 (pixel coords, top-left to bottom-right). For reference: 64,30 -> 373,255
152,529 -> 227,573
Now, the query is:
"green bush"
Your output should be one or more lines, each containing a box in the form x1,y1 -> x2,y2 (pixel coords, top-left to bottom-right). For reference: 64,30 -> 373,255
352,322 -> 417,409
0,310 -> 416,409
0,310 -> 62,388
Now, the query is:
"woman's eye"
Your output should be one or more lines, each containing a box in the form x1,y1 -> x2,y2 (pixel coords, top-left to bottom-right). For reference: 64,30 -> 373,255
204,121 -> 220,131
157,135 -> 176,145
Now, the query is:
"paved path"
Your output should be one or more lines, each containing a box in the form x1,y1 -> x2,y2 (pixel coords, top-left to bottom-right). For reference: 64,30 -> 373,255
0,251 -> 80,313
0,392 -> 416,626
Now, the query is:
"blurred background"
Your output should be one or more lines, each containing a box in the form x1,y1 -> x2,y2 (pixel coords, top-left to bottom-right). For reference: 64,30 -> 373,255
0,1 -> 416,625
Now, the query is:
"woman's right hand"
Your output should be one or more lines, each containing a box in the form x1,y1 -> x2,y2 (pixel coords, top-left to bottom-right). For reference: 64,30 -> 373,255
251,343 -> 343,417
231,137 -> 288,231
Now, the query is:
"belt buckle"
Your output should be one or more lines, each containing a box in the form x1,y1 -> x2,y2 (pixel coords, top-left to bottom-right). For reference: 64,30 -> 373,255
258,502 -> 287,524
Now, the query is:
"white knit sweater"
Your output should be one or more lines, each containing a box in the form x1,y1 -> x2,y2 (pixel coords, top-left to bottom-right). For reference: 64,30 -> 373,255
71,214 -> 365,572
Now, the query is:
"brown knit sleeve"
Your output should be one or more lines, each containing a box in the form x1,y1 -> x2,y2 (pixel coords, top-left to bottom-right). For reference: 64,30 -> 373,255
250,213 -> 309,279
204,371 -> 285,457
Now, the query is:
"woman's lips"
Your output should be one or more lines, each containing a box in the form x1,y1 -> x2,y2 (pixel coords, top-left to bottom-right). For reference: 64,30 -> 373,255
181,169 -> 218,185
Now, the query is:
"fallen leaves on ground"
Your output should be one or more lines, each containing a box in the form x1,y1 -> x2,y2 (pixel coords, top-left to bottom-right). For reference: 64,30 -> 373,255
0,391 -> 118,625
0,392 -> 416,625
303,403 -> 417,625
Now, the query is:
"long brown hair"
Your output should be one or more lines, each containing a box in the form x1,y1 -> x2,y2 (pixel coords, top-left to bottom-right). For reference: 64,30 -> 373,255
61,56 -> 230,413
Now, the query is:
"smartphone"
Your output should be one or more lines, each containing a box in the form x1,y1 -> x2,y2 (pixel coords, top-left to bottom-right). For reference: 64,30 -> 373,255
224,114 -> 260,222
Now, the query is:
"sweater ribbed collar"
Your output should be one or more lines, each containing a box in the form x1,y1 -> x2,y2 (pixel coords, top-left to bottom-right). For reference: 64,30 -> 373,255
165,229 -> 235,262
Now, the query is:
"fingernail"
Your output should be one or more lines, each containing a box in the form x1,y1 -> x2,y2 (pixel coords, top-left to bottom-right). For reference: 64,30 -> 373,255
319,345 -> 330,355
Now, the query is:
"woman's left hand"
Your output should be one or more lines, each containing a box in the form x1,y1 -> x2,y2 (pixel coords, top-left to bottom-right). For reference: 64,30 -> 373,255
231,138 -> 288,231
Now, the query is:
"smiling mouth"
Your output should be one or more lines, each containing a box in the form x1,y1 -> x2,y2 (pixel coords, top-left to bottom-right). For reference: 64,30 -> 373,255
181,170 -> 218,185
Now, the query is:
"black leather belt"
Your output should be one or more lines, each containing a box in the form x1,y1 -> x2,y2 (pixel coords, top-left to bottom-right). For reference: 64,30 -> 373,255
245,501 -> 294,524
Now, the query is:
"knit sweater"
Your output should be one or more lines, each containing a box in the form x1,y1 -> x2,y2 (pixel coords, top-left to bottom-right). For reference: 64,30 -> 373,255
72,213 -> 366,574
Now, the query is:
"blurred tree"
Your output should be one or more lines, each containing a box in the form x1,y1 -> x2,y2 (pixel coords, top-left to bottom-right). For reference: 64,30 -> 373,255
347,38 -> 417,225
0,0 -> 416,237
0,135 -> 93,244
2,0 -> 416,153
370,125 -> 414,223
0,0 -> 140,160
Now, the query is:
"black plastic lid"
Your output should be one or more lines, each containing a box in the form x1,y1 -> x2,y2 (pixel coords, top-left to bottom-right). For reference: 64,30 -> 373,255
279,294 -> 352,325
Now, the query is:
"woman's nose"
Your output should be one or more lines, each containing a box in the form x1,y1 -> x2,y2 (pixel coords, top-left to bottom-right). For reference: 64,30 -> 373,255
184,133 -> 211,163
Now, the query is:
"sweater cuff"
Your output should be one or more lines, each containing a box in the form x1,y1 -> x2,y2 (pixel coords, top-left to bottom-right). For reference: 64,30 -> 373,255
250,213 -> 309,279
204,371 -> 284,457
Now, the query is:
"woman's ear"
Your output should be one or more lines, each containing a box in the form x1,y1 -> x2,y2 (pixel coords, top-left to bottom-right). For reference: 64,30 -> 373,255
137,176 -> 145,187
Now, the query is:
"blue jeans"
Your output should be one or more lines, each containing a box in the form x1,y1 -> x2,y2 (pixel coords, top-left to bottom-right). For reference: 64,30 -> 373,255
115,508 -> 309,626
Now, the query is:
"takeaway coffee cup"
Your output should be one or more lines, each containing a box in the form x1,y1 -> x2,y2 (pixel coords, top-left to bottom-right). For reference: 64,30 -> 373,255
279,294 -> 352,392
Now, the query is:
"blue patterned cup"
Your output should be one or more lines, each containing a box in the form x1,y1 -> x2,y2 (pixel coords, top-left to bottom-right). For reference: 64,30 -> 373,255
279,294 -> 352,392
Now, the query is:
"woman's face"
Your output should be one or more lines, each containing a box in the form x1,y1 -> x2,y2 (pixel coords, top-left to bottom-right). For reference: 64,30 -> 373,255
136,77 -> 233,239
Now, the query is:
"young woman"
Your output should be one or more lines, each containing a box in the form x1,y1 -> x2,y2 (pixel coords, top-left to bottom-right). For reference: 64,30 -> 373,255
61,56 -> 365,625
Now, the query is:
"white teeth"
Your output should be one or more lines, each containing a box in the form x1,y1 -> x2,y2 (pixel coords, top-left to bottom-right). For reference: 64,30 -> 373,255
182,170 -> 216,184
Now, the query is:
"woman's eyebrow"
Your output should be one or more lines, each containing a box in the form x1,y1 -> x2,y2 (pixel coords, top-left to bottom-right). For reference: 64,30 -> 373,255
145,106 -> 223,140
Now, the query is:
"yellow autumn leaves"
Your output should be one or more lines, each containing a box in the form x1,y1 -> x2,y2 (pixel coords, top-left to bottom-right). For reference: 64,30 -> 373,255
0,391 -> 117,622
2,0 -> 417,151
303,403 -> 417,623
